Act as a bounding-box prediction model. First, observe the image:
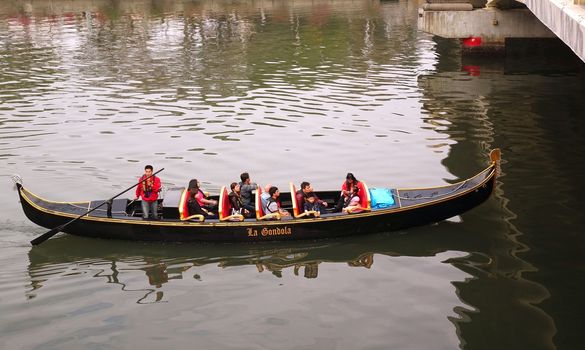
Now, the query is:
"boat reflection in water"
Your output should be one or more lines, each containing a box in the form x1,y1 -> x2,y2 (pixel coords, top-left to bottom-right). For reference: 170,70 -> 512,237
27,222 -> 488,303
26,218 -> 556,348
27,238 -> 386,304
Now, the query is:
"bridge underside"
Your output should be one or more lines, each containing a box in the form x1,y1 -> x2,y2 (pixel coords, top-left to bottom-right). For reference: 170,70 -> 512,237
525,0 -> 585,62
419,0 -> 585,62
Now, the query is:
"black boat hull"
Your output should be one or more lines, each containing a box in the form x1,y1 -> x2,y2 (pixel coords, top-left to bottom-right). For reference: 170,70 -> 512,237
17,160 -> 497,243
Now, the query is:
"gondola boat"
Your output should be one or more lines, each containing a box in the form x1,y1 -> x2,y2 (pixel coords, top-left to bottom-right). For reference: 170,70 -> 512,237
15,150 -> 500,243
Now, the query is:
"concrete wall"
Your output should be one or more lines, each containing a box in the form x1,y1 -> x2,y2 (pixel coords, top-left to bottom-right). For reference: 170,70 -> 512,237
427,0 -> 488,7
418,8 -> 556,43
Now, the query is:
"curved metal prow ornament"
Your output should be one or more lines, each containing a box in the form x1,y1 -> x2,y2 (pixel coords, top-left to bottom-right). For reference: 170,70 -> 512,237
490,148 -> 502,177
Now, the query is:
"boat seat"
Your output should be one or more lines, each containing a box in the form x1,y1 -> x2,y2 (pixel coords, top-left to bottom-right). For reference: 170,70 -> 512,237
89,198 -> 129,218
345,181 -> 372,214
255,186 -> 280,221
178,189 -> 205,222
289,182 -> 319,218
218,186 -> 244,222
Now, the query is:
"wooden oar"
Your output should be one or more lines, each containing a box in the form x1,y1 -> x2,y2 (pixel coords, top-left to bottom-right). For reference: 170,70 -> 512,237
30,168 -> 165,246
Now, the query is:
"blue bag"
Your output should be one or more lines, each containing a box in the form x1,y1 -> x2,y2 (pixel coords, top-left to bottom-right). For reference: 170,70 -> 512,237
369,188 -> 395,209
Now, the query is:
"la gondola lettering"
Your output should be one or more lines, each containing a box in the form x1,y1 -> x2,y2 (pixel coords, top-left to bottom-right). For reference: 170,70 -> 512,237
247,227 -> 292,238
261,226 -> 292,237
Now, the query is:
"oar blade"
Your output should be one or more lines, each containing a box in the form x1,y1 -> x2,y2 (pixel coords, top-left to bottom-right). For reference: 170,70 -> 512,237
30,226 -> 64,246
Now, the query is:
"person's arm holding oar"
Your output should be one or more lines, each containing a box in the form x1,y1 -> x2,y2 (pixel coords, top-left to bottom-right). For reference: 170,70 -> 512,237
30,168 -> 165,246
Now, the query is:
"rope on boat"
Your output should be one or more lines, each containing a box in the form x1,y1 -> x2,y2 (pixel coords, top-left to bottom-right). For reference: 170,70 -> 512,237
65,185 -> 171,214
66,202 -> 127,216
11,174 -> 23,185
395,180 -> 469,201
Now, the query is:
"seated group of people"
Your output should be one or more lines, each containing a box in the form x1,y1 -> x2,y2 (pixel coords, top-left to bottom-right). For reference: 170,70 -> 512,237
184,172 -> 260,219
184,172 -> 366,220
295,173 -> 365,215
228,172 -> 292,219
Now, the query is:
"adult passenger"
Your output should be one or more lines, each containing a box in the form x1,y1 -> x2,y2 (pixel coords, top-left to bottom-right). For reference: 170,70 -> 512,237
333,173 -> 364,212
239,172 -> 258,213
187,179 -> 214,218
193,179 -> 218,211
266,186 -> 290,218
135,165 -> 162,220
296,181 -> 328,214
261,183 -> 272,215
228,182 -> 251,217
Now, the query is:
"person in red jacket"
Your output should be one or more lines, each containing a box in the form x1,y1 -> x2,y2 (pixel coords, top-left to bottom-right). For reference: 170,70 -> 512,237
135,165 -> 162,220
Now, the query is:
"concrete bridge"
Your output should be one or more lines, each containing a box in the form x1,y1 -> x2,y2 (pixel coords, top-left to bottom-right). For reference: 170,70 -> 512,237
418,0 -> 585,62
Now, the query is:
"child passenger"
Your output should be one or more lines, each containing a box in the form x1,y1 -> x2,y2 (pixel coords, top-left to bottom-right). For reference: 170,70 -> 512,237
342,187 -> 363,214
303,193 -> 322,216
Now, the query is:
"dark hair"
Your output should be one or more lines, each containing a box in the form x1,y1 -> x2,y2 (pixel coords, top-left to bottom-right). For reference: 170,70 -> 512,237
240,172 -> 250,182
268,186 -> 278,196
306,192 -> 316,199
230,182 -> 238,191
145,165 -> 153,171
353,186 -> 360,194
300,181 -> 310,190
188,179 -> 199,199
345,172 -> 358,190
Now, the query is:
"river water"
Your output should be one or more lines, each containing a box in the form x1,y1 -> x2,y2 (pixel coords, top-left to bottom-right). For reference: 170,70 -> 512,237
1,1 -> 584,349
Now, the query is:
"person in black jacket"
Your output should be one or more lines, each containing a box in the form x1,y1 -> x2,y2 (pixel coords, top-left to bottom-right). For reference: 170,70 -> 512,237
186,179 -> 214,218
